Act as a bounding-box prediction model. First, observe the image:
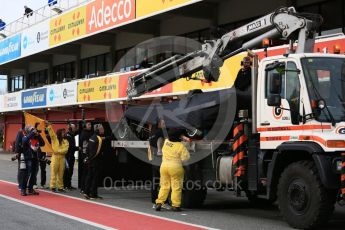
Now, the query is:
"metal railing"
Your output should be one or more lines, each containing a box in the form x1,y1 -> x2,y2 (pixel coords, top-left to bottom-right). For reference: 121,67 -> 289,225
0,0 -> 92,39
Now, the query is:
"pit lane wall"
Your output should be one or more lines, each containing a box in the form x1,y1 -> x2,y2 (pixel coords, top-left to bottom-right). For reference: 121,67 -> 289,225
0,0 -> 202,65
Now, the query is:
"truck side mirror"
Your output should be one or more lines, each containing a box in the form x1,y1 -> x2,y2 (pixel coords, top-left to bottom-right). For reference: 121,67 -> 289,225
267,73 -> 282,107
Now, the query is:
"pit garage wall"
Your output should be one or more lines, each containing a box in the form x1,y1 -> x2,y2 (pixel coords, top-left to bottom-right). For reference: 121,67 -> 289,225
2,107 -> 111,152
3,114 -> 23,152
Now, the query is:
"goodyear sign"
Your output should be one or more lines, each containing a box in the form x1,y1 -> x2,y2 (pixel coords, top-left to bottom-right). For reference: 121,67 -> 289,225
136,0 -> 201,17
0,34 -> 21,64
21,88 -> 47,108
77,75 -> 119,102
49,6 -> 86,46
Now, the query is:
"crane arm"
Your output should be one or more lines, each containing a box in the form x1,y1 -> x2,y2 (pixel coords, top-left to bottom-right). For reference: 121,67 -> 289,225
127,7 -> 321,99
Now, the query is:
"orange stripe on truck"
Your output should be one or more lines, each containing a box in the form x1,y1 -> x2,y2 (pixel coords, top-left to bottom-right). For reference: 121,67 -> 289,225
341,174 -> 345,181
259,135 -> 331,148
233,124 -> 244,137
257,125 -> 331,132
260,136 -> 290,141
232,151 -> 245,165
232,135 -> 248,151
298,135 -> 327,146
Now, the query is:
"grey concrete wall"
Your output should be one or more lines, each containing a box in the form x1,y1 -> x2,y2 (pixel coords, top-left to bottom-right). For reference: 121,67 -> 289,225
80,44 -> 111,59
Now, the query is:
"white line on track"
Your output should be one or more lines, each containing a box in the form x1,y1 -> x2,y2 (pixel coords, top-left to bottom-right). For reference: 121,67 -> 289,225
0,180 -> 218,230
0,194 -> 116,230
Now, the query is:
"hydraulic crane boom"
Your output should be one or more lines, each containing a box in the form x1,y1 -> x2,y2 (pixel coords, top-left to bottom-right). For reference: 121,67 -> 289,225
127,7 -> 321,99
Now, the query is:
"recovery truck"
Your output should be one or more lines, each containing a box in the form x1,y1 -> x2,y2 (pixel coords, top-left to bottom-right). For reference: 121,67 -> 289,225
113,7 -> 345,229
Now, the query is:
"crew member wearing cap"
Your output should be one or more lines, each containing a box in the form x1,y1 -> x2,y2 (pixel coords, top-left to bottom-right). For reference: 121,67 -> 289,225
234,56 -> 252,91
155,129 -> 190,212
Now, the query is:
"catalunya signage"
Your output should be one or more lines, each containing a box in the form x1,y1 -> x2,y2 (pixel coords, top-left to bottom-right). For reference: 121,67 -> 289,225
21,88 -> 47,108
49,6 -> 87,46
136,0 -> 200,17
77,75 -> 119,102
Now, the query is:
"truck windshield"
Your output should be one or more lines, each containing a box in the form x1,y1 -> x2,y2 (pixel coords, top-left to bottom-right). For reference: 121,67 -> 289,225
301,57 -> 345,122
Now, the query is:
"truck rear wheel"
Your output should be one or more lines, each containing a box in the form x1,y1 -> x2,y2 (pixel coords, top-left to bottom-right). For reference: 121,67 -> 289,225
277,161 -> 336,229
182,186 -> 207,208
182,164 -> 207,208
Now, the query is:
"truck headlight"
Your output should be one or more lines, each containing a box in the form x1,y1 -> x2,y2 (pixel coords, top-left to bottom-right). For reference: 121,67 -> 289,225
332,158 -> 342,173
332,158 -> 343,173
326,140 -> 345,148
336,160 -> 342,172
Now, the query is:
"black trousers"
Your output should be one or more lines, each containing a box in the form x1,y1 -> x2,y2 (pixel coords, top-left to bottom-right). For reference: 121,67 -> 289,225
37,160 -> 47,186
79,153 -> 86,190
63,156 -> 75,188
20,159 -> 38,192
85,164 -> 100,197
17,158 -> 24,189
80,162 -> 89,192
151,165 -> 161,203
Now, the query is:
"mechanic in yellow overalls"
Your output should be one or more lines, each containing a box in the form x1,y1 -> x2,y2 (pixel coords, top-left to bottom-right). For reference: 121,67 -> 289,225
155,129 -> 190,211
46,123 -> 69,192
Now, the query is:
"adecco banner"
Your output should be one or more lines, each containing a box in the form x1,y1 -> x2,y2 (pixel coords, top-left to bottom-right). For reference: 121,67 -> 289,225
77,75 -> 119,103
86,0 -> 135,34
22,21 -> 49,57
21,88 -> 47,109
3,92 -> 21,111
0,34 -> 21,64
49,5 -> 86,47
136,0 -> 201,18
47,81 -> 77,107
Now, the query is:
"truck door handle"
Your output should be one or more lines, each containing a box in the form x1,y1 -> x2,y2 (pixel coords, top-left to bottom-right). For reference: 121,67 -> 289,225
260,122 -> 270,126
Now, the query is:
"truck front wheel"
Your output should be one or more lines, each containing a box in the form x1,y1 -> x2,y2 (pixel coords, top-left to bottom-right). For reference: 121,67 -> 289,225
277,160 -> 336,229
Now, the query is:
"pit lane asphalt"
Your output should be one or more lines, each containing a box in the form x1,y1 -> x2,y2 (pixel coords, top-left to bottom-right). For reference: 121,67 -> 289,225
0,152 -> 344,230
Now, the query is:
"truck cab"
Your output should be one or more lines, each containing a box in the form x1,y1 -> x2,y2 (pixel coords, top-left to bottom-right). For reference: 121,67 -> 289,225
258,53 -> 345,153
253,53 -> 344,229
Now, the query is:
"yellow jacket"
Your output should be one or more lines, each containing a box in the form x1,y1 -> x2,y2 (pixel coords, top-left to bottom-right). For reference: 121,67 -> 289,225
161,139 -> 190,166
47,125 -> 69,155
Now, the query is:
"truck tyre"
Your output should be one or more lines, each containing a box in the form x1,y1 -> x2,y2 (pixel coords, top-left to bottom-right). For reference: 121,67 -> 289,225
277,161 -> 336,229
182,186 -> 207,208
181,164 -> 207,208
